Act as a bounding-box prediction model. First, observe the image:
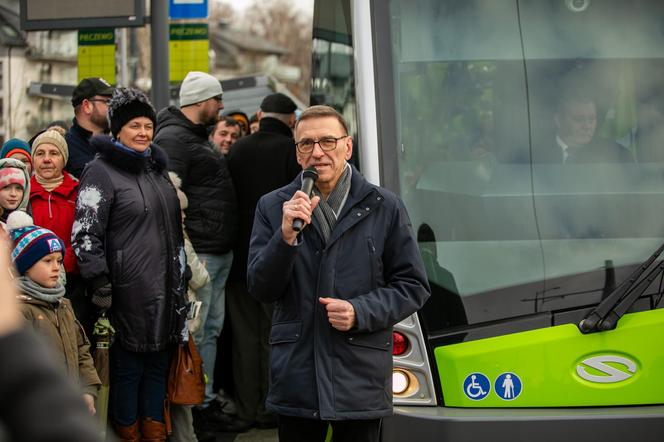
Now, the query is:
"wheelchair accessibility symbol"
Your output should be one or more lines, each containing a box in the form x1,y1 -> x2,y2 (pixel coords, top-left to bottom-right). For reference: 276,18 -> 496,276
463,373 -> 490,400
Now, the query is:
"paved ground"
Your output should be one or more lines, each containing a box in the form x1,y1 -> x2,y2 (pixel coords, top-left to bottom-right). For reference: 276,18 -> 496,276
215,428 -> 278,441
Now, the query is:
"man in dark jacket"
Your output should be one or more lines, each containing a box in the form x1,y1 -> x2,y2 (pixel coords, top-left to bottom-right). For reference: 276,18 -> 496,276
227,93 -> 301,428
248,105 -> 430,442
153,71 -> 240,433
64,77 -> 114,178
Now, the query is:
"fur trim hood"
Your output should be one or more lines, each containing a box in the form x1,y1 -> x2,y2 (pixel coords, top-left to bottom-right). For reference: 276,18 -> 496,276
89,135 -> 169,174
0,157 -> 31,211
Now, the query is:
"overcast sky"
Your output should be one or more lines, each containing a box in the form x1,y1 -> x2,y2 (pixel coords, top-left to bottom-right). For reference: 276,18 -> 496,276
218,0 -> 313,15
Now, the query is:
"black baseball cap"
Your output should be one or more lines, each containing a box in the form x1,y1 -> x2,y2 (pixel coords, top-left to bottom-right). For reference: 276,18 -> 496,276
71,77 -> 114,106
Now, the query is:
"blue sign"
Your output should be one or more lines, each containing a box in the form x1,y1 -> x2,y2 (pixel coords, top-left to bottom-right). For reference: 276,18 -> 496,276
463,373 -> 490,400
495,372 -> 522,400
169,0 -> 208,19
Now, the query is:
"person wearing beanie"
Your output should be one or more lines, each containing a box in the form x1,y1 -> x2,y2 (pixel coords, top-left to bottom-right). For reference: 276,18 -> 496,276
65,77 -> 115,179
107,87 -> 157,140
224,110 -> 249,137
0,158 -> 30,225
1,138 -> 32,175
224,91 -> 301,430
72,87 -> 186,441
0,238 -> 102,442
29,128 -> 92,335
7,211 -> 101,417
31,129 -> 70,189
154,72 -> 243,435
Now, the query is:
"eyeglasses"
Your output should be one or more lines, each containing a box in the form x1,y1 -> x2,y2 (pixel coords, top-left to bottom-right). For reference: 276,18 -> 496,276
88,98 -> 111,105
295,135 -> 347,154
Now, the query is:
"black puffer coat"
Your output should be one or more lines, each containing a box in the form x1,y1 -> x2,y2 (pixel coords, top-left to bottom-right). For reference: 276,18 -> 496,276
154,106 -> 238,254
72,135 -> 186,352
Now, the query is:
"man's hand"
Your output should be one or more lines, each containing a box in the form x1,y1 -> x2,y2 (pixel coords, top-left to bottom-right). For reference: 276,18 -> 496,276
319,297 -> 356,331
82,394 -> 96,415
281,190 -> 320,245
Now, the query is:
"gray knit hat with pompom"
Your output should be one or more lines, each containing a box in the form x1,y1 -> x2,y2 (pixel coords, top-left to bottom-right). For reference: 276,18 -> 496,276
107,88 -> 157,138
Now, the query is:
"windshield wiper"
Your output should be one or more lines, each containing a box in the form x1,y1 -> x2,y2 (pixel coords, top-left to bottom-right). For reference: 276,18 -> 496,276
578,242 -> 664,334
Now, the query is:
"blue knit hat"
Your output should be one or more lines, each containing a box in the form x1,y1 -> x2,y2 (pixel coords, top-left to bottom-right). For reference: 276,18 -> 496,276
7,211 -> 65,275
1,138 -> 31,165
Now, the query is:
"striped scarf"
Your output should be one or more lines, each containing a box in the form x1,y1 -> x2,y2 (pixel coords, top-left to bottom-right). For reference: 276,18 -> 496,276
312,164 -> 352,243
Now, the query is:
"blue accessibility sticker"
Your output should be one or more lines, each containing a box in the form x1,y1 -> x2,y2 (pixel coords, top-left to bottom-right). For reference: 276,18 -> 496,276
463,373 -> 491,400
494,372 -> 522,400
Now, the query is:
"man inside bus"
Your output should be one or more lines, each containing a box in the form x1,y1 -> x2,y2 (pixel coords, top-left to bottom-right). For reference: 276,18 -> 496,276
247,105 -> 431,442
536,92 -> 632,163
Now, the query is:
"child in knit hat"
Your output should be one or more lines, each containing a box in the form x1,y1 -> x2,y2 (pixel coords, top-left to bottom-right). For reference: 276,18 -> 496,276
7,211 -> 100,415
0,158 -> 30,225
1,138 -> 32,175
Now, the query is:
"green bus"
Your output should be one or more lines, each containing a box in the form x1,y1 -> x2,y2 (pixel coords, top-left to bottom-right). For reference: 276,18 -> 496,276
311,1 -> 664,440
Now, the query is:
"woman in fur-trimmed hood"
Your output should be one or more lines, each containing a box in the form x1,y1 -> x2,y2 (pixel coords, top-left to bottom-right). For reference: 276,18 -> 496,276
71,87 -> 186,441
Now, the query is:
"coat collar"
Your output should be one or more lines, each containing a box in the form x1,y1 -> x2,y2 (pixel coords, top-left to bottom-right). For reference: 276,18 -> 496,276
278,164 -> 385,248
70,118 -> 94,140
257,117 -> 294,138
30,171 -> 79,198
90,135 -> 168,174
156,106 -> 208,139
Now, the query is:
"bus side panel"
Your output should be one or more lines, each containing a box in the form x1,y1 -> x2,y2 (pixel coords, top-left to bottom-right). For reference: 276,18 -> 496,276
434,309 -> 664,407
381,406 -> 664,442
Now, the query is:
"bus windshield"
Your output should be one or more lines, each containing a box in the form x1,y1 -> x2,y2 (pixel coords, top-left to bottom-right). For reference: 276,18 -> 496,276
380,0 -> 664,333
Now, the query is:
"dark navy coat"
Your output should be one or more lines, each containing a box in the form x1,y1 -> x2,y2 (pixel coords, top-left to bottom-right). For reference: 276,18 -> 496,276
248,166 -> 430,420
65,119 -> 96,179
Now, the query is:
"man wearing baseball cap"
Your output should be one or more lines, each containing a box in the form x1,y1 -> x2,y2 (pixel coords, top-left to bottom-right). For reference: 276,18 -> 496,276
154,71 -> 243,435
64,77 -> 114,178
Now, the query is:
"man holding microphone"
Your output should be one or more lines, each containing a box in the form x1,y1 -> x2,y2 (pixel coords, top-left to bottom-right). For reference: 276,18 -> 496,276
247,105 -> 430,442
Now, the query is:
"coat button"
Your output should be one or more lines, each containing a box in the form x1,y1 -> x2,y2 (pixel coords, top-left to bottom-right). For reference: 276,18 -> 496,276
365,207 -> 370,211
313,411 -> 318,417
356,212 -> 362,217
377,196 -> 382,201
349,337 -> 354,341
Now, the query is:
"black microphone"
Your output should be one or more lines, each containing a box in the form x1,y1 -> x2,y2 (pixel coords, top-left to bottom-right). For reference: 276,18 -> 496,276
292,166 -> 319,232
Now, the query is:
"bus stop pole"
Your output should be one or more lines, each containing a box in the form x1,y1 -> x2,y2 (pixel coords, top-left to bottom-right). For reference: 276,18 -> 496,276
150,0 -> 169,110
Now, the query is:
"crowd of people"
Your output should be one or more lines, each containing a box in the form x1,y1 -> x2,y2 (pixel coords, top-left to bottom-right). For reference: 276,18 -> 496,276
0,70 -> 430,442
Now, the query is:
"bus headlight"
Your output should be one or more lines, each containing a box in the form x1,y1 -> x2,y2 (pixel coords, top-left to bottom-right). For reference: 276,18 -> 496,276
392,368 -> 420,396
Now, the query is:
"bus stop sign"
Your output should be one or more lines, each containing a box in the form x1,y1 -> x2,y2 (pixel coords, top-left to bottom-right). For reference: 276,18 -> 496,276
169,0 -> 208,20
